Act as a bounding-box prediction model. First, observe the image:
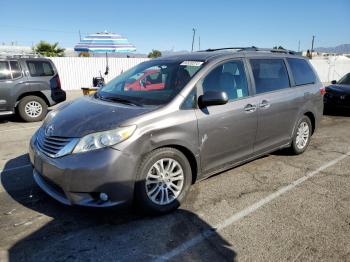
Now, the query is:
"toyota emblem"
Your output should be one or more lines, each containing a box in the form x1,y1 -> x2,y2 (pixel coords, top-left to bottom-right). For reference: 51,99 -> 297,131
45,125 -> 54,136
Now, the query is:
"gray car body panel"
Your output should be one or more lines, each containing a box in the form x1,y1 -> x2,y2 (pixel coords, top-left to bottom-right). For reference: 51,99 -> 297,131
29,50 -> 323,207
0,58 -> 65,113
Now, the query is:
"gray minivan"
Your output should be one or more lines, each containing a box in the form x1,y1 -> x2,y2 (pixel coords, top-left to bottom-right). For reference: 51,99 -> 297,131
0,57 -> 66,122
29,47 -> 324,214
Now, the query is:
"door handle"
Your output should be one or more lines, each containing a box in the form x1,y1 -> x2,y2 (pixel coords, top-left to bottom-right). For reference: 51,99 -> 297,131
244,104 -> 257,113
259,100 -> 270,109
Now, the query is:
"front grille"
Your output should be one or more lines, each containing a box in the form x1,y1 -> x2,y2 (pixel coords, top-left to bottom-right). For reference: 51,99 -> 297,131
36,128 -> 74,157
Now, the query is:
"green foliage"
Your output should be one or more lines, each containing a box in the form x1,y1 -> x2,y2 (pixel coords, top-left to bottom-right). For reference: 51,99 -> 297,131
147,49 -> 162,58
273,46 -> 285,50
33,41 -> 65,57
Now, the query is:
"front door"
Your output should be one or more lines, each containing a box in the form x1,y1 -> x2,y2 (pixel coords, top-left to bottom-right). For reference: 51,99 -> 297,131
195,59 -> 258,174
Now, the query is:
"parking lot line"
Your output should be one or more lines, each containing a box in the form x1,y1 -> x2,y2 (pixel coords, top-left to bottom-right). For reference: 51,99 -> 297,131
154,151 -> 350,261
0,126 -> 40,133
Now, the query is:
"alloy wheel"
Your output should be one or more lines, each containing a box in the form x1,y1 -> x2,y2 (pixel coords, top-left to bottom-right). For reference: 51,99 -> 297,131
296,121 -> 310,150
145,158 -> 184,205
24,101 -> 43,118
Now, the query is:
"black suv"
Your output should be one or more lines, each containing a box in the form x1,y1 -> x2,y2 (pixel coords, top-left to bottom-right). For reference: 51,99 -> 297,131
0,57 -> 66,122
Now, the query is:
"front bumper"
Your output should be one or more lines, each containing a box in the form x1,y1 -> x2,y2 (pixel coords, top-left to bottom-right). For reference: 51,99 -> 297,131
29,140 -> 138,207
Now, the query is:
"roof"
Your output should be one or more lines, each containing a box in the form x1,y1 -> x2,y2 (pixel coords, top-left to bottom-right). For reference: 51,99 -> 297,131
156,47 -> 303,63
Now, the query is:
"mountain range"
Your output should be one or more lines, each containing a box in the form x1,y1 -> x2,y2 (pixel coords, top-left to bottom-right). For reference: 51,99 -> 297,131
315,44 -> 350,54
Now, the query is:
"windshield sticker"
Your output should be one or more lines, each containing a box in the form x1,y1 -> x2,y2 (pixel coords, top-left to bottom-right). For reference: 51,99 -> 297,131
180,61 -> 204,67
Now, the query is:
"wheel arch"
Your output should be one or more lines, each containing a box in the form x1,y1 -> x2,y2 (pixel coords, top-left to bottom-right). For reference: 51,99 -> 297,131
15,91 -> 50,107
304,111 -> 316,135
154,144 -> 198,184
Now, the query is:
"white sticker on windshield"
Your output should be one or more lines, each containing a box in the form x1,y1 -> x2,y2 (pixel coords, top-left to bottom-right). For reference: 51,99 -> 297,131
180,61 -> 204,67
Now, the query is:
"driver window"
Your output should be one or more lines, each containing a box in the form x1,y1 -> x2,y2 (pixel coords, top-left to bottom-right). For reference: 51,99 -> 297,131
202,60 -> 249,100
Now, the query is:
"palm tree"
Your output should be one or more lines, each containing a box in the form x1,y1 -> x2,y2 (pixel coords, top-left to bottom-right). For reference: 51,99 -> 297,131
33,41 -> 65,57
148,49 -> 162,58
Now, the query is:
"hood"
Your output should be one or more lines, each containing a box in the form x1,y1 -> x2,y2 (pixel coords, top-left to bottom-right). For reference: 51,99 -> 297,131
326,84 -> 350,94
44,96 -> 154,137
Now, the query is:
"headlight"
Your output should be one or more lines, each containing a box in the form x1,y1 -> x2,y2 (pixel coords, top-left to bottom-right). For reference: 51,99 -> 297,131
72,125 -> 136,154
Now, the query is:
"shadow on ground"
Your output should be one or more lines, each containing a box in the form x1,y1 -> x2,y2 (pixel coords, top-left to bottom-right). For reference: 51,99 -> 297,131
0,115 -> 22,124
1,154 -> 236,261
323,107 -> 350,117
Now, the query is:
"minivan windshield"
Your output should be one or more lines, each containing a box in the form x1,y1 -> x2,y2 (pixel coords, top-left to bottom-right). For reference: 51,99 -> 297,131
97,59 -> 204,107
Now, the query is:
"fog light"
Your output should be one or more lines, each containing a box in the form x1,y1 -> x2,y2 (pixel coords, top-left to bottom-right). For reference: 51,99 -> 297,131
99,193 -> 109,201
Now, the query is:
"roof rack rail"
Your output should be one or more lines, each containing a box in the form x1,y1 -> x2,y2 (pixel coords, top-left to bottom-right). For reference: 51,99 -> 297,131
0,54 -> 43,59
201,46 -> 296,55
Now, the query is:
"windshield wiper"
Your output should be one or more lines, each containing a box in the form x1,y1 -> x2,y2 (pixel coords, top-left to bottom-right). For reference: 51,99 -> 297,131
99,95 -> 143,107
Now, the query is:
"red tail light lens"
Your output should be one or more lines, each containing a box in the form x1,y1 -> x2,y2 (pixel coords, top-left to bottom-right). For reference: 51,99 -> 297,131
51,75 -> 61,89
320,87 -> 326,95
56,75 -> 61,89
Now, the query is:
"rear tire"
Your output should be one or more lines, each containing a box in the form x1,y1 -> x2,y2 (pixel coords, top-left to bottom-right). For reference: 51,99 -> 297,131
135,147 -> 192,215
18,96 -> 48,122
289,116 -> 312,155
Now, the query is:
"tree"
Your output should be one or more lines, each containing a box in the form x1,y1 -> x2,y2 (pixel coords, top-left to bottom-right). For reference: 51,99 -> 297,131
148,49 -> 162,58
33,41 -> 65,57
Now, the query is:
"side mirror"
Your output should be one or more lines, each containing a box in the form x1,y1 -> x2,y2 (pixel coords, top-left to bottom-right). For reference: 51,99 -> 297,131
198,91 -> 228,107
331,80 -> 337,84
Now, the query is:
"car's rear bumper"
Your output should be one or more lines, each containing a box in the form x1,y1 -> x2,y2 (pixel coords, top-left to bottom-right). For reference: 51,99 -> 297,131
51,89 -> 66,105
324,95 -> 350,109
29,139 -> 137,207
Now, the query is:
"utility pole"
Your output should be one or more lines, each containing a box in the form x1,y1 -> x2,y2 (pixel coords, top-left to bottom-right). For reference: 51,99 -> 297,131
311,35 -> 315,58
191,28 -> 196,52
198,36 -> 201,51
298,40 -> 300,52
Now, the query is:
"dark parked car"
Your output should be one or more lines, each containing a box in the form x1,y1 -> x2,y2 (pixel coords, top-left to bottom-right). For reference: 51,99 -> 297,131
324,73 -> 350,110
0,56 -> 66,122
29,47 -> 324,214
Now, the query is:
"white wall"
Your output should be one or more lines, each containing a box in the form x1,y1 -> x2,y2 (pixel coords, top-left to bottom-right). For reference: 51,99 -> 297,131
50,57 -> 149,90
310,57 -> 350,83
50,56 -> 350,90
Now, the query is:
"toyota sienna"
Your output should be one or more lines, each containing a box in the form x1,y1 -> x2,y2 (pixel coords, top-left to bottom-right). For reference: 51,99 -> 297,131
29,47 -> 324,214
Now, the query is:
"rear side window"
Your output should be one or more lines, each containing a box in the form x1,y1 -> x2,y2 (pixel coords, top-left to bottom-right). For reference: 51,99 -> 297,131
10,61 -> 22,78
0,61 -> 11,80
250,59 -> 290,94
287,58 -> 316,86
26,60 -> 54,77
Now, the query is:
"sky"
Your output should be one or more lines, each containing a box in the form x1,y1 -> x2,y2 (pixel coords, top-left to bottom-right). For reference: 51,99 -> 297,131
1,0 -> 349,54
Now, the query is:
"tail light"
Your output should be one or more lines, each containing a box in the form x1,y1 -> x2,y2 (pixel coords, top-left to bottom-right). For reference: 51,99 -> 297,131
51,74 -> 61,89
320,87 -> 326,95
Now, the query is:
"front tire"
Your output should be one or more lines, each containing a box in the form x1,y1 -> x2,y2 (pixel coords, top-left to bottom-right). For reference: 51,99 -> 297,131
135,147 -> 192,214
290,116 -> 312,155
18,96 -> 48,122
